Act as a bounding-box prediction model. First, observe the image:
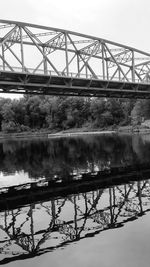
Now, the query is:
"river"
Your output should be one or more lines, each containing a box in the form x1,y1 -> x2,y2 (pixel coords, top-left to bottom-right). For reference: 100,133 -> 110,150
0,132 -> 150,266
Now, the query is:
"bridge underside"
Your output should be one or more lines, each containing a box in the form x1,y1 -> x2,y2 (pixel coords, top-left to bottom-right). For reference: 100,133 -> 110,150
1,71 -> 150,98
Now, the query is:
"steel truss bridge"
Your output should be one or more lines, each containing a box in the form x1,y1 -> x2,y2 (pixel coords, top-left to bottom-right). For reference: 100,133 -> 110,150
1,20 -> 150,98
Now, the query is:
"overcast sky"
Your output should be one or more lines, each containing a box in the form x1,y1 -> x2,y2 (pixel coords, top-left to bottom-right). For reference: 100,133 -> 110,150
0,0 -> 150,98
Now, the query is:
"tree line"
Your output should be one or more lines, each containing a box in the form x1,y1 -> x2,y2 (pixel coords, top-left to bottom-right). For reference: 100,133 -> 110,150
0,95 -> 149,133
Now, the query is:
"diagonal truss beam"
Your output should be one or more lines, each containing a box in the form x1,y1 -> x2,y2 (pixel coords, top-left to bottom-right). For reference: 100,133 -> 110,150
67,34 -> 98,78
104,43 -> 130,82
23,26 -> 60,75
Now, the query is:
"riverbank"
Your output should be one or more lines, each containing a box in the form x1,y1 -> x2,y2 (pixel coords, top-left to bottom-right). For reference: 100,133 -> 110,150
0,124 -> 150,139
48,130 -> 116,138
117,125 -> 150,134
47,125 -> 150,138
0,128 -> 116,140
0,130 -> 51,140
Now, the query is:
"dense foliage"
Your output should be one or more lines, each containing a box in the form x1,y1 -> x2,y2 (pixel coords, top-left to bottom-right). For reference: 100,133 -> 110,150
0,95 -> 148,133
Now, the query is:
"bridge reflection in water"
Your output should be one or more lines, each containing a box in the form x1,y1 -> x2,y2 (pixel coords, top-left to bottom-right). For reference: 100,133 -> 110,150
0,169 -> 150,265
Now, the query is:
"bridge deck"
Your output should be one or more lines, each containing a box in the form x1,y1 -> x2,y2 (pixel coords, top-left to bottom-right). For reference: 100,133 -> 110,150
0,71 -> 150,98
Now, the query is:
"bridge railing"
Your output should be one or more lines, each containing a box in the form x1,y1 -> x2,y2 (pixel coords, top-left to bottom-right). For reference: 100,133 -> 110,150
0,65 -> 149,84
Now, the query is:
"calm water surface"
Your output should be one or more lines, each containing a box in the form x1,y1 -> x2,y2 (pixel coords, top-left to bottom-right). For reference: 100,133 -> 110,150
1,133 -> 150,266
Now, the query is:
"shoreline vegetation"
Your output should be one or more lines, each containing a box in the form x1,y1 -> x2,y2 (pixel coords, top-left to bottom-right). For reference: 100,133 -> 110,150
1,95 -> 150,139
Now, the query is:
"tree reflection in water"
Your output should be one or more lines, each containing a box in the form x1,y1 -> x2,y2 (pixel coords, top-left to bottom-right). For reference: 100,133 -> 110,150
0,134 -> 150,181
0,178 -> 150,265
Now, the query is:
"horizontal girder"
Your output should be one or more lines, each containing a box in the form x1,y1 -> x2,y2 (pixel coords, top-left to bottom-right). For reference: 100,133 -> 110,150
0,71 -> 150,98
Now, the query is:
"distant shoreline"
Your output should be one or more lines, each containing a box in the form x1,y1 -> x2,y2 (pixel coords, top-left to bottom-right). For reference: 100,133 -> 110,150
0,129 -> 116,140
0,125 -> 150,140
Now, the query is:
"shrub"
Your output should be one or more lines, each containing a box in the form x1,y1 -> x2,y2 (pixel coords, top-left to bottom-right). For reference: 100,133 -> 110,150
1,121 -> 20,133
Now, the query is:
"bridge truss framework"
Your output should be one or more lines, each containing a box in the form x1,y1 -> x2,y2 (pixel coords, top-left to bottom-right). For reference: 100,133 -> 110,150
0,20 -> 150,97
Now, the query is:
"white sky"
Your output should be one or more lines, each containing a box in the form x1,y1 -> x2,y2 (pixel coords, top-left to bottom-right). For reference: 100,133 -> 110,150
0,0 -> 150,98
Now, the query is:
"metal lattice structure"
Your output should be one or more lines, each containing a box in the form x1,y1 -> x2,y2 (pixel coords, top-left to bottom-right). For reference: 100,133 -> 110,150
1,20 -> 150,97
